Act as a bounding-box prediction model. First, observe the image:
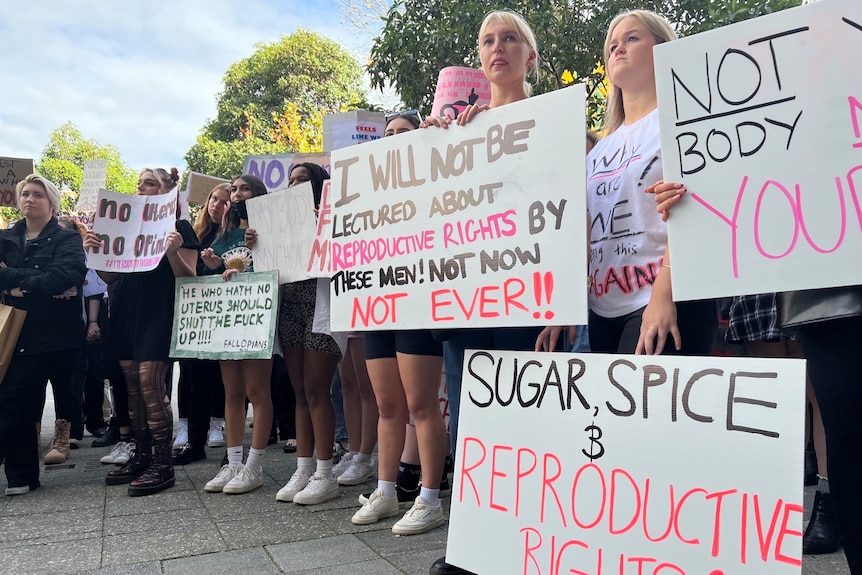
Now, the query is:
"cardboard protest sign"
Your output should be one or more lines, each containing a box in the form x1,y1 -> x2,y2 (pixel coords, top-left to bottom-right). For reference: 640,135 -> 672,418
431,66 -> 492,120
655,0 -> 862,300
327,85 -> 587,331
170,270 -> 278,360
447,350 -> 806,575
243,153 -> 331,192
246,182 -> 317,283
186,172 -> 229,206
0,157 -> 34,207
87,188 -> 179,273
75,159 -> 109,211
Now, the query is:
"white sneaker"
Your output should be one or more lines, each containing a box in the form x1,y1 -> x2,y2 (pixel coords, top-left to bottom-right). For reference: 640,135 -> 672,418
293,472 -> 339,505
391,497 -> 446,535
101,440 -> 133,465
276,469 -> 312,502
207,418 -> 226,448
331,452 -> 354,478
173,418 -> 188,449
223,465 -> 263,494
351,488 -> 400,525
205,464 -> 242,493
337,458 -> 376,486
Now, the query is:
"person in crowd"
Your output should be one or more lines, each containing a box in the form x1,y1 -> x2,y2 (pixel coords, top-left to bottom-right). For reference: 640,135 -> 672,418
0,174 -> 86,495
536,9 -> 716,357
172,183 -> 231,466
421,9 -> 546,572
85,167 -> 199,497
258,163 -> 345,505
350,109 -> 449,535
201,175 -> 273,494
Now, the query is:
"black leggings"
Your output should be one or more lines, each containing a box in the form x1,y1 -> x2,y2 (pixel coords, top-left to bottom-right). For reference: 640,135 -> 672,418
798,317 -> 862,574
589,299 -> 717,355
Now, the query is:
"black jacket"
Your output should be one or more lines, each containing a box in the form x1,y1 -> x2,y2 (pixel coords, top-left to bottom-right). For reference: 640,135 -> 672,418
0,218 -> 87,354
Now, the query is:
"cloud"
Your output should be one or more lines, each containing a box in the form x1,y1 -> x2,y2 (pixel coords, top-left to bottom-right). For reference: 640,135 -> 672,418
1,0 -> 366,172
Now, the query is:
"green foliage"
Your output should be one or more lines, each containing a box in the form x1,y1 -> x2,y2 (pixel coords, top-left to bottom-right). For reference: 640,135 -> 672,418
186,29 -> 367,178
367,0 -> 802,127
1,122 -> 137,222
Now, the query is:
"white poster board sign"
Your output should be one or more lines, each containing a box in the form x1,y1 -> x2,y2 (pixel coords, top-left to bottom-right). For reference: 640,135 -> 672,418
246,182 -> 317,284
655,0 -> 862,300
87,188 -> 179,273
307,180 -> 334,278
331,120 -> 385,149
447,351 -> 805,575
170,270 -> 278,360
327,85 -> 587,331
75,159 -> 109,211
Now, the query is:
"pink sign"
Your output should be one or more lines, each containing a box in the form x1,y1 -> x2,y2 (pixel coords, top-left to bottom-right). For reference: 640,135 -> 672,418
430,67 -> 492,120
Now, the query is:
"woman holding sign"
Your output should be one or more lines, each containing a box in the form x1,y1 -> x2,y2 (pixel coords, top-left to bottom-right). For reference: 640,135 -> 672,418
535,10 -> 716,357
0,174 -> 86,495
85,167 -> 199,497
200,174 -> 274,495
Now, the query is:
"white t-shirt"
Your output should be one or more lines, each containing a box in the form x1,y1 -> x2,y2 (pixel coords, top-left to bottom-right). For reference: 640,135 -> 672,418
587,109 -> 666,318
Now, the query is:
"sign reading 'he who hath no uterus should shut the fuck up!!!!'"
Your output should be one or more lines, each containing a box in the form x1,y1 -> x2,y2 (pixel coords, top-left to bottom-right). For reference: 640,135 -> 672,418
446,351 -> 807,575
326,86 -> 588,331
654,0 -> 862,300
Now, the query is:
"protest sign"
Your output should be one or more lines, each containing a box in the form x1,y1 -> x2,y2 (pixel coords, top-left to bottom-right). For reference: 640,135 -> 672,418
243,153 -> 331,192
186,172 -> 229,206
307,180 -> 334,277
327,85 -> 587,331
87,188 -> 179,273
246,182 -> 317,283
447,350 -> 805,575
430,66 -> 492,120
0,157 -> 34,207
655,0 -> 862,300
75,159 -> 109,211
170,270 -> 278,360
323,110 -> 386,152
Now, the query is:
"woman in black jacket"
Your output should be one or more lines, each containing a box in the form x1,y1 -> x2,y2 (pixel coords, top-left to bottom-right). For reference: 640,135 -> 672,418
0,174 -> 86,496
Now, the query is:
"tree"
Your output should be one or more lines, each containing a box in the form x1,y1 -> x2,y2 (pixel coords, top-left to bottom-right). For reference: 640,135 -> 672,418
185,29 -> 367,179
367,0 -> 802,126
1,122 -> 137,221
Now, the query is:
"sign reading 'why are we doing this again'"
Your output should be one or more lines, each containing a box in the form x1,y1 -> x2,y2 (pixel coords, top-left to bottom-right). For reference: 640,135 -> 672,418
655,0 -> 862,300
326,86 -> 588,331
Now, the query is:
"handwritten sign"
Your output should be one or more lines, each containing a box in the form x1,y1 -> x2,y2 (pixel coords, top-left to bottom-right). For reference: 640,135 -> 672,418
447,350 -> 805,575
0,157 -> 34,207
87,188 -> 178,273
246,182 -> 318,283
431,66 -> 492,120
331,120 -> 385,149
655,0 -> 862,300
243,153 -> 331,192
186,172 -> 229,206
170,271 -> 278,360
307,180 -> 334,277
75,159 -> 109,211
327,86 -> 587,331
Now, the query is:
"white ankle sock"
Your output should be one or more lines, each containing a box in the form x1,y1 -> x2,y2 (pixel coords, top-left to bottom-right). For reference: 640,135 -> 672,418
420,486 -> 440,507
297,456 -> 315,475
378,480 -> 397,498
317,458 -> 333,478
227,446 -> 243,467
356,453 -> 372,464
245,447 -> 265,471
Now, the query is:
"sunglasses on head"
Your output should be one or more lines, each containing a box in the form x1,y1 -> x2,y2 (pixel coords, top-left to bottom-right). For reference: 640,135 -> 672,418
385,109 -> 423,123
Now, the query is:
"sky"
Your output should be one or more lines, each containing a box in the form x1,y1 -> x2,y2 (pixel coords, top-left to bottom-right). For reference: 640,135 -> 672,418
1,0 -> 392,172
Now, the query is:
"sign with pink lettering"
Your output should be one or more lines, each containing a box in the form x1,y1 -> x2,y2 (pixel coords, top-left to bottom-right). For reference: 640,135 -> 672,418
87,187 -> 179,273
431,66 -> 493,120
447,350 -> 806,575
655,0 -> 862,300
246,182 -> 317,284
327,86 -> 587,331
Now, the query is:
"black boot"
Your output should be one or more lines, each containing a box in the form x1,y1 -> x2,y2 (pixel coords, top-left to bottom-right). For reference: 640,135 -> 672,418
128,446 -> 175,497
92,418 -> 120,448
430,557 -> 476,575
803,491 -> 842,554
106,443 -> 149,485
804,443 -> 818,487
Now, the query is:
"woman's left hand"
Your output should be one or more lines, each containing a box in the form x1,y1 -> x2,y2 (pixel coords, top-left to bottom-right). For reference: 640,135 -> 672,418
222,268 -> 239,282
636,292 -> 680,355
456,104 -> 490,126
165,231 -> 183,255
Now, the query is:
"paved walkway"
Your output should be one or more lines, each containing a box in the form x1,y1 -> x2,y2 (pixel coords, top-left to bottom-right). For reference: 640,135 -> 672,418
0,382 -> 850,575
